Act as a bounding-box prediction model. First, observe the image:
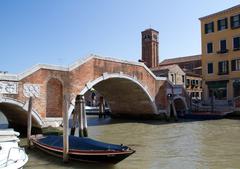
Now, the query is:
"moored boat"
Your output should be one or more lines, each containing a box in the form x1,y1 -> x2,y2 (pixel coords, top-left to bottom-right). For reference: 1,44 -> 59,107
0,129 -> 28,169
31,135 -> 135,164
183,112 -> 226,120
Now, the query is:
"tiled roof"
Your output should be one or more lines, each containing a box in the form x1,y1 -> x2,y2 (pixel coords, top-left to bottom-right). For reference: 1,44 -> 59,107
159,55 -> 201,66
151,64 -> 179,71
186,71 -> 202,78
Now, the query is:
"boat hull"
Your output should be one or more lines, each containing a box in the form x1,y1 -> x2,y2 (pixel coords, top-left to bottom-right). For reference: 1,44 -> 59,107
31,135 -> 135,164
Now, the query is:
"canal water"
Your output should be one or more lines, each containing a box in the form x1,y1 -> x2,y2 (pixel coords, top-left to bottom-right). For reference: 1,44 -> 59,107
22,116 -> 240,169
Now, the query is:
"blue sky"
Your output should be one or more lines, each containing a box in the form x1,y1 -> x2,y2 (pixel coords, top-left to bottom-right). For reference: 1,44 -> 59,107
0,1 -> 239,74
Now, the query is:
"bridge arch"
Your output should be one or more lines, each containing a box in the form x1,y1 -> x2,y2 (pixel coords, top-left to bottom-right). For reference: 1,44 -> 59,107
69,73 -> 158,118
173,96 -> 188,115
0,97 -> 43,128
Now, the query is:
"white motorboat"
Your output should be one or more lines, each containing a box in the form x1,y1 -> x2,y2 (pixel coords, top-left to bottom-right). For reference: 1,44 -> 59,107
0,129 -> 28,169
0,111 -> 8,129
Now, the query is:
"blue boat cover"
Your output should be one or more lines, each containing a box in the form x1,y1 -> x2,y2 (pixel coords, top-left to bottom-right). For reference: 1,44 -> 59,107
39,135 -> 128,151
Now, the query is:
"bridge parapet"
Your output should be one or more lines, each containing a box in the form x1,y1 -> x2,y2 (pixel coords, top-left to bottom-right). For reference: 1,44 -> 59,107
0,54 -> 172,127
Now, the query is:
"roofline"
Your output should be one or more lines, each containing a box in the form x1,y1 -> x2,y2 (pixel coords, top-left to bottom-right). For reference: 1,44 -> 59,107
199,4 -> 240,21
0,54 -> 167,81
141,28 -> 159,33
159,54 -> 201,65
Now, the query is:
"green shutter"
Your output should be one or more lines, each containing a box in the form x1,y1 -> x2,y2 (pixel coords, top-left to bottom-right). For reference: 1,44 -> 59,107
232,60 -> 236,71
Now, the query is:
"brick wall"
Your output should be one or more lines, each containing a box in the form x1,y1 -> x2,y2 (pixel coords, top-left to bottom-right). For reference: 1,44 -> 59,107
46,78 -> 63,117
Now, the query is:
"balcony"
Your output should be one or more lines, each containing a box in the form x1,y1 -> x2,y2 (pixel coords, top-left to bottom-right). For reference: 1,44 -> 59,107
218,71 -> 229,75
217,49 -> 228,54
233,47 -> 240,51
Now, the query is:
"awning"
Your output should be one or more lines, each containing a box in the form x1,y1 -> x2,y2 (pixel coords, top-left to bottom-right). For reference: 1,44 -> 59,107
206,80 -> 228,89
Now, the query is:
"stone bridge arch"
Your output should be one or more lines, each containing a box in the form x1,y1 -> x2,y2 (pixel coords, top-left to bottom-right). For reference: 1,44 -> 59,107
68,73 -> 158,118
173,95 -> 188,115
0,97 -> 43,128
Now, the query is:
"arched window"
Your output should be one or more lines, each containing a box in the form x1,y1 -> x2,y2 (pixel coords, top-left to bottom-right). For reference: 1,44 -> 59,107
46,78 -> 63,117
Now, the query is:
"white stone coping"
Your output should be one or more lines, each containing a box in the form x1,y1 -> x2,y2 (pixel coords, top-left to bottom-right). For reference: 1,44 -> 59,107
0,74 -> 18,81
0,54 -> 167,82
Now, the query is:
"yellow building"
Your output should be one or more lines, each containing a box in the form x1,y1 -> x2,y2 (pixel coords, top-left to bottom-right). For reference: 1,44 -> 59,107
200,5 -> 240,105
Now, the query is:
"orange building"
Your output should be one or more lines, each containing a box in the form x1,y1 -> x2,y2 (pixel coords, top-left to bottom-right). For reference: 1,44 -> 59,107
200,5 -> 240,105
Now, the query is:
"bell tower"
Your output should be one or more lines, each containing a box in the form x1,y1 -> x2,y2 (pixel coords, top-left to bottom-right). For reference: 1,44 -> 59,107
141,28 -> 159,68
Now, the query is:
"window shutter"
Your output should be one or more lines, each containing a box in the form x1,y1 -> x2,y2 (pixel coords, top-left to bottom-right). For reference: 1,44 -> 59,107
217,20 -> 220,31
231,16 -> 234,28
205,24 -> 208,34
225,18 -> 228,29
212,22 -> 214,32
226,61 -> 229,73
219,62 -> 222,74
232,60 -> 236,71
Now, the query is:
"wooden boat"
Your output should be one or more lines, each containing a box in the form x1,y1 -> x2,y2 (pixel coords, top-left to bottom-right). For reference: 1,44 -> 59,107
31,135 -> 135,164
183,112 -> 226,120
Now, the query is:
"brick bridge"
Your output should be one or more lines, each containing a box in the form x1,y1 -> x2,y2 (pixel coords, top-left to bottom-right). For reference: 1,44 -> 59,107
0,55 -> 188,128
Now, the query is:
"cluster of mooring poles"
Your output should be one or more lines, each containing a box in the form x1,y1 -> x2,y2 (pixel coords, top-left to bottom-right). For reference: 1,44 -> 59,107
63,94 -> 88,162
26,94 -> 89,163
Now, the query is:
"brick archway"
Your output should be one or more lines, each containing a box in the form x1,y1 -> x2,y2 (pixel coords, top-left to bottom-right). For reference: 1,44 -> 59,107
67,73 -> 158,118
46,78 -> 63,117
0,97 -> 43,127
173,96 -> 188,115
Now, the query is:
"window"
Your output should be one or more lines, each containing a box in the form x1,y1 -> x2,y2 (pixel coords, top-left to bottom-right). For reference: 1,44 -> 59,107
171,74 -> 174,83
218,61 -> 229,75
218,40 -> 228,53
231,14 -> 240,29
231,59 -> 240,71
207,42 -> 213,53
196,80 -> 199,86
205,22 -> 214,34
218,18 -> 228,31
208,63 -> 213,74
186,79 -> 190,86
191,80 -> 196,86
233,37 -> 240,50
182,75 -> 185,83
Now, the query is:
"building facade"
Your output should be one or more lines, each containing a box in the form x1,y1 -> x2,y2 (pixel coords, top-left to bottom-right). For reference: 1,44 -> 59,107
185,72 -> 202,100
159,55 -> 203,100
200,5 -> 240,105
141,28 -> 159,68
151,64 -> 186,86
159,55 -> 202,75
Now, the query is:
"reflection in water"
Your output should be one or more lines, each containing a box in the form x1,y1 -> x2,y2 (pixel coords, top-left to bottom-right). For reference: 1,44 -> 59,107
23,117 -> 240,169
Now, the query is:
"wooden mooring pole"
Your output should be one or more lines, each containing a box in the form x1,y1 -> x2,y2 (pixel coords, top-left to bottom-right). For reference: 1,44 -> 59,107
63,95 -> 69,162
76,95 -> 83,137
99,96 -> 104,118
27,97 -> 33,148
81,95 -> 88,137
